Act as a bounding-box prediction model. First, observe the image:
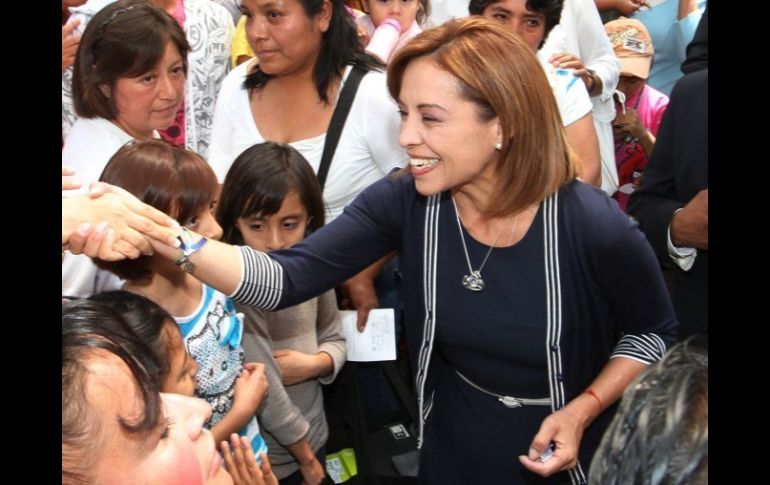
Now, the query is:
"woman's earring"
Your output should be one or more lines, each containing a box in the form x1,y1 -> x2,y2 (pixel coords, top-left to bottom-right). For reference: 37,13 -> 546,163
495,142 -> 502,151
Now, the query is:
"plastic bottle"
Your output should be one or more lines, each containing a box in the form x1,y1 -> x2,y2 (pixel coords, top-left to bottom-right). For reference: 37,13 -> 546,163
366,18 -> 402,63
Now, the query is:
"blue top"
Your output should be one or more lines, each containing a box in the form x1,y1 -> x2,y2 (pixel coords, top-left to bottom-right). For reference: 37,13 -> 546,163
632,0 -> 707,96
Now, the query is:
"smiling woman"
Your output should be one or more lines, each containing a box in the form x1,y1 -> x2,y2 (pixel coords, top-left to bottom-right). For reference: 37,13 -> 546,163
146,17 -> 678,485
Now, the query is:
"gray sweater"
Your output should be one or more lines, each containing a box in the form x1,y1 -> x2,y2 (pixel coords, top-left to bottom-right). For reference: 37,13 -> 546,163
237,289 -> 346,479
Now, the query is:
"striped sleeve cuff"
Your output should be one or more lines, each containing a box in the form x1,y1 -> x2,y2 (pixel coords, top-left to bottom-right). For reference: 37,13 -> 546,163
611,334 -> 667,365
230,247 -> 284,311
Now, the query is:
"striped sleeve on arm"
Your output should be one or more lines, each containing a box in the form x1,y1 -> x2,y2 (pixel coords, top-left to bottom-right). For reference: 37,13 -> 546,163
230,246 -> 284,310
611,333 -> 667,365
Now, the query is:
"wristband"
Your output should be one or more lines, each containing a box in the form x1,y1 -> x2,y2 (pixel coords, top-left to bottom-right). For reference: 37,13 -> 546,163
174,228 -> 207,273
585,388 -> 603,412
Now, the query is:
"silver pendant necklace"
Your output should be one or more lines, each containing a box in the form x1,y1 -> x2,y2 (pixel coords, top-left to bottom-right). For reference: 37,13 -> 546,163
452,197 -> 518,292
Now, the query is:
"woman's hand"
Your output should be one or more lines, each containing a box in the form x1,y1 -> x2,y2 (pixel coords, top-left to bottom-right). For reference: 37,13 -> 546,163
273,350 -> 332,386
518,397 -> 596,477
548,52 -> 600,95
63,187 -> 180,260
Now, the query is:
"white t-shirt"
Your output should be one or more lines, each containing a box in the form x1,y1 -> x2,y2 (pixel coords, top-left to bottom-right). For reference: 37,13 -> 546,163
61,117 -> 158,298
537,52 -> 593,127
208,62 -> 408,221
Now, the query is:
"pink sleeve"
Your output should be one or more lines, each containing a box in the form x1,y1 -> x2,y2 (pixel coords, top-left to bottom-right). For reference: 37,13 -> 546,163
647,90 -> 670,136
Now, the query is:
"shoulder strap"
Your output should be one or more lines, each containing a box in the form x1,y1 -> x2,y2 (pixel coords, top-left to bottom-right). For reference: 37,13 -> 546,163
316,65 -> 368,190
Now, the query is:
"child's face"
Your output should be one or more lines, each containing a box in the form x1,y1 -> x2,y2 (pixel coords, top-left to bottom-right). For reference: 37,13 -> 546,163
235,190 -> 310,252
617,75 -> 645,100
162,322 -> 198,397
363,0 -> 420,31
184,200 -> 223,241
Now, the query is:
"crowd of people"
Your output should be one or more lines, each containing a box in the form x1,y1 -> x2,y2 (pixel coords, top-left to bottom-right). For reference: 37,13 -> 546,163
62,1 -> 708,483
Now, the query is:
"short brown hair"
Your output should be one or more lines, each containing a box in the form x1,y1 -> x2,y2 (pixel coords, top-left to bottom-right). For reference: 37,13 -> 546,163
72,0 -> 190,120
387,17 -> 577,217
94,140 -> 218,281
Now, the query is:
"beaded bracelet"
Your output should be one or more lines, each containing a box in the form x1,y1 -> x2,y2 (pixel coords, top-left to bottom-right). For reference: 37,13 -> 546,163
174,228 -> 207,273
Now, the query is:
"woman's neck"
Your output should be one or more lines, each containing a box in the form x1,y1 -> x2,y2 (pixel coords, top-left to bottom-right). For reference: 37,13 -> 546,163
111,119 -> 154,141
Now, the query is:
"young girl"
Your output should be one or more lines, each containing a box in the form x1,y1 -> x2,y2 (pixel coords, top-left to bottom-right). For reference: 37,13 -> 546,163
355,0 -> 429,63
216,142 -> 347,485
87,290 -> 279,485
93,139 -> 270,465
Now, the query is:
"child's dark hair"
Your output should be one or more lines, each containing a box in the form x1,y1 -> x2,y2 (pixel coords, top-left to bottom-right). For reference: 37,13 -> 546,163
88,290 -> 177,385
94,139 -> 218,281
217,142 -> 326,246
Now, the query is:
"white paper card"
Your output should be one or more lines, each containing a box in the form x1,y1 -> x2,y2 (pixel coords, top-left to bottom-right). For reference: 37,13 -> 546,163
340,309 -> 396,361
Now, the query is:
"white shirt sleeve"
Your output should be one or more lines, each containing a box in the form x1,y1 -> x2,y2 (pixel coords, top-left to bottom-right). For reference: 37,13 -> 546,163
667,208 -> 697,271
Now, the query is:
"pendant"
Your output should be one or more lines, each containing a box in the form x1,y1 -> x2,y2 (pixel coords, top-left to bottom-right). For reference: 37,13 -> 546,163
462,271 -> 485,292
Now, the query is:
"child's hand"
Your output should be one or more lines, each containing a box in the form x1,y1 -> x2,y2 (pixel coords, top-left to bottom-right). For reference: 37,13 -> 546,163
273,350 -> 332,386
232,363 -> 268,419
298,456 -> 326,485
221,434 -> 278,485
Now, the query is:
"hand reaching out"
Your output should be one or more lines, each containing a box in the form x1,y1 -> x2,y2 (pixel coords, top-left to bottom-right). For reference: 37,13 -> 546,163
63,184 -> 180,260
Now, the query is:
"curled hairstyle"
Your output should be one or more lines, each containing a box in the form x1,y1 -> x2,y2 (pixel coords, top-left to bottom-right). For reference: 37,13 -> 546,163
243,0 -> 384,104
62,299 -> 163,484
387,17 -> 576,217
589,336 -> 709,484
72,0 -> 190,120
468,0 -> 564,49
88,291 -> 178,385
217,142 -> 326,245
94,139 -> 218,281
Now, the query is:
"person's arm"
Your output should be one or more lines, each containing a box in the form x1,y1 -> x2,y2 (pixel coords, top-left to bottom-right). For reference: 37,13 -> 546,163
149,176 -> 404,310
523,190 -> 677,476
565,112 -> 602,187
519,357 -> 648,475
285,440 -> 326,485
208,65 -> 240,183
315,289 -> 347,384
63,186 -> 180,260
339,251 -> 397,331
239,306 -> 314,459
594,0 -> 647,16
628,72 -> 707,269
571,0 -> 621,102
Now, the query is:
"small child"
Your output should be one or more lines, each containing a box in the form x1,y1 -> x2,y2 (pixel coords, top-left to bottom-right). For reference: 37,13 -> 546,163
92,139 -> 270,464
606,17 -> 670,211
355,0 -> 429,63
217,142 -> 347,484
88,290 -> 279,485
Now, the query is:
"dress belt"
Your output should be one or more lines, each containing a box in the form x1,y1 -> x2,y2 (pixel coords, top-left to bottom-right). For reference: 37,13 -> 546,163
455,370 -> 552,409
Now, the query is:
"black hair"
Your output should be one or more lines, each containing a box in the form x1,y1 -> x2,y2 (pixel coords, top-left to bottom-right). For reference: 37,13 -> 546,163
88,291 -> 178,384
62,299 -> 163,483
217,142 -> 326,246
243,0 -> 385,104
468,0 -> 563,48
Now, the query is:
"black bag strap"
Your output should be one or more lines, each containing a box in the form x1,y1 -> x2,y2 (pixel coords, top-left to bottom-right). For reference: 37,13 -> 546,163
316,65 -> 368,190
